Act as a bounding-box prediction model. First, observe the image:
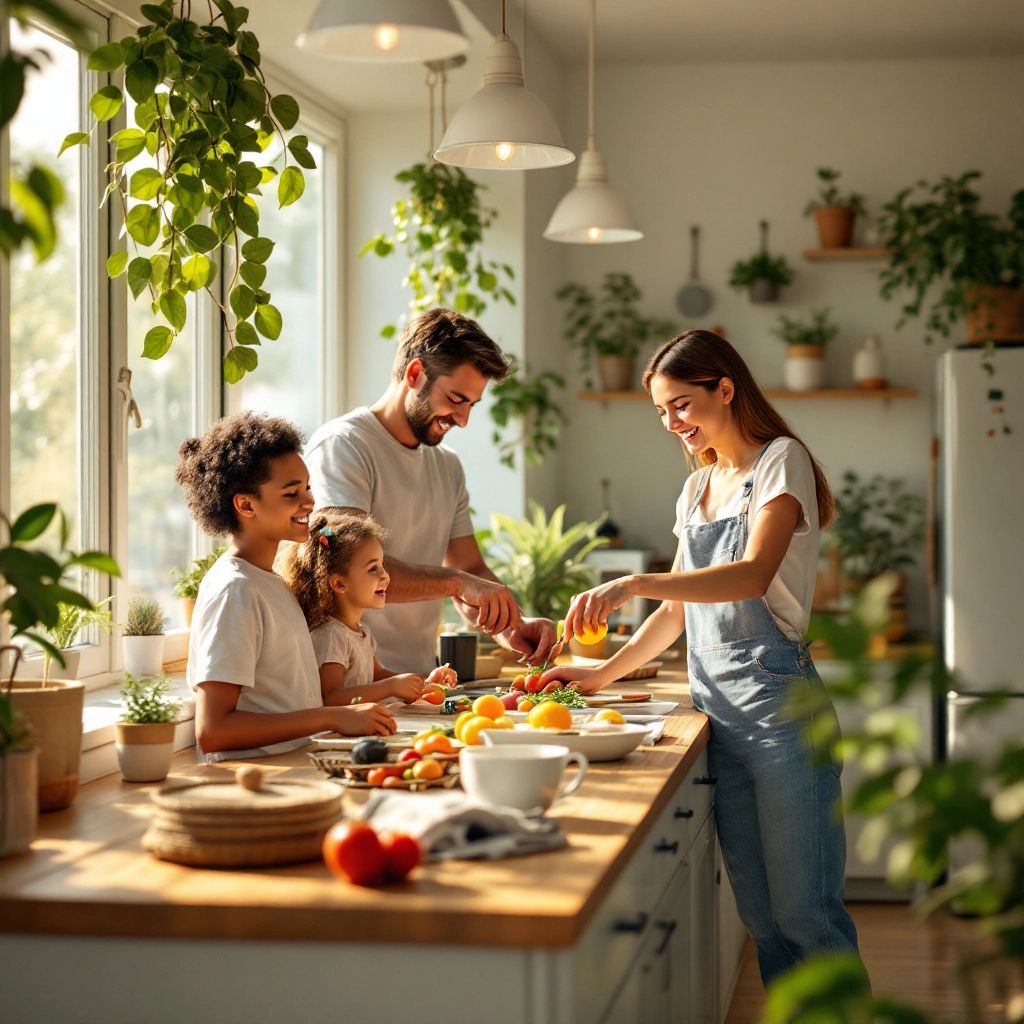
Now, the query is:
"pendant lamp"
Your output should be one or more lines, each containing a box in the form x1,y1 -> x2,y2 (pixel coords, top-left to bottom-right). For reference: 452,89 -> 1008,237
433,0 -> 574,170
544,0 -> 641,243
296,0 -> 469,63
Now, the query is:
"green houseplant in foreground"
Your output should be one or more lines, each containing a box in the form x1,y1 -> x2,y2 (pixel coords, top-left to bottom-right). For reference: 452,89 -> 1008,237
556,272 -> 675,391
61,0 -> 315,382
115,673 -> 182,782
477,502 -> 608,620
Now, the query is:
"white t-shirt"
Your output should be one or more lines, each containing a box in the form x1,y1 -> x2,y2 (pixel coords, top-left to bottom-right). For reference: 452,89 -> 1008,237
305,407 -> 474,673
673,437 -> 820,640
187,554 -> 324,761
310,617 -> 377,687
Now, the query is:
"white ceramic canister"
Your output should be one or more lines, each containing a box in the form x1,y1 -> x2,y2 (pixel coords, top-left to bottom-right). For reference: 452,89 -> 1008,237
853,335 -> 887,388
784,345 -> 826,391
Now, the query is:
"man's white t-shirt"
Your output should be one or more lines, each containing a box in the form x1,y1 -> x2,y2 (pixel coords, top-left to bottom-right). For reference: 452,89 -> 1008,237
673,437 -> 820,641
310,618 -> 376,687
305,407 -> 474,673
187,554 -> 323,762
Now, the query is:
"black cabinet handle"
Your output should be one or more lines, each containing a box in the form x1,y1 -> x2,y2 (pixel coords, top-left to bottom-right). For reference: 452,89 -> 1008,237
694,776 -> 718,786
674,807 -> 694,819
654,839 -> 679,855
613,912 -> 649,933
655,919 -> 678,955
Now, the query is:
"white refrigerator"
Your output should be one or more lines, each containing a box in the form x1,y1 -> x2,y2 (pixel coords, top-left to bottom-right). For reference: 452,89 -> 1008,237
937,347 -> 1024,778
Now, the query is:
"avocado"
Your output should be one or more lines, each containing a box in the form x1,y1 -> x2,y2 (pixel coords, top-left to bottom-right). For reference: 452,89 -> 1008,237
351,738 -> 388,765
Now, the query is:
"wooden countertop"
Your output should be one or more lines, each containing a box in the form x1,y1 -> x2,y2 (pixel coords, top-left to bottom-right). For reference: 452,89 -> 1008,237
0,673 -> 709,949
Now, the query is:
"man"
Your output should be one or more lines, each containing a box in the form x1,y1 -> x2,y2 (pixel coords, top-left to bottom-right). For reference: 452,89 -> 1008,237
305,308 -> 556,674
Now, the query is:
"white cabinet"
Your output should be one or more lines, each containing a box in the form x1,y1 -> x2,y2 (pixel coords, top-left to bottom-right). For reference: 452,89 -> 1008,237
717,849 -> 747,1022
689,813 -> 718,1024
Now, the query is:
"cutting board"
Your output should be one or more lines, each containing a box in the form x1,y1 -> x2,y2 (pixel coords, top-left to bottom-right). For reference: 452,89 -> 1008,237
585,692 -> 653,706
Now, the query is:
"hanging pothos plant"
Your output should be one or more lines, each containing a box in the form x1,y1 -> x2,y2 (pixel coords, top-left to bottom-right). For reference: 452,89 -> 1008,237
489,356 -> 566,470
61,0 -> 315,383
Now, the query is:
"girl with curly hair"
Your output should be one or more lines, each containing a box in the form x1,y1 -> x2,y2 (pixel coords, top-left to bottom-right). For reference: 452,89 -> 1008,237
282,511 -> 456,705
176,412 -> 396,761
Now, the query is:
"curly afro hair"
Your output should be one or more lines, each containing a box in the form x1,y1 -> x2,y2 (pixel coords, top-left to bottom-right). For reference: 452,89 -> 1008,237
176,412 -> 305,536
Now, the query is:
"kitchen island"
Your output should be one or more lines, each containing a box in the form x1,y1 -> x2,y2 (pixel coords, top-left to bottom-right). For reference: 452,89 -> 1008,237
0,672 -> 742,1023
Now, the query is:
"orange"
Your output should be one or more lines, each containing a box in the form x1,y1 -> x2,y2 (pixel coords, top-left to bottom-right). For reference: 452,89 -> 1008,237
421,685 -> 445,705
472,693 -> 506,721
594,708 -> 626,725
527,701 -> 573,731
575,622 -> 608,646
460,715 -> 496,746
415,733 -> 454,756
453,711 -> 476,742
516,698 -> 536,713
412,758 -> 443,780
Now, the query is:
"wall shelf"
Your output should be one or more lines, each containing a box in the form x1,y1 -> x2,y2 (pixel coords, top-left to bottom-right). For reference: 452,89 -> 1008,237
578,388 -> 917,401
803,247 -> 890,261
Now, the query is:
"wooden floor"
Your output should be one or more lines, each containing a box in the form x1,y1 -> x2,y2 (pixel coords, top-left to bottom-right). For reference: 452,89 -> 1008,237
724,902 -> 1010,1023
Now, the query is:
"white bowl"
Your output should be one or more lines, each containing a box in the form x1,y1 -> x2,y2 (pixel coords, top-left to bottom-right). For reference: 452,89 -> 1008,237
481,722 -> 650,762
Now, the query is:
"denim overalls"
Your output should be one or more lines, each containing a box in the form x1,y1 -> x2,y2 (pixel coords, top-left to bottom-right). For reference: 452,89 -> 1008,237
681,447 -> 860,984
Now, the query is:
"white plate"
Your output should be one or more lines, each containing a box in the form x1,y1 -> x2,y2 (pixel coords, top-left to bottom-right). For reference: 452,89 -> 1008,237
481,722 -> 651,762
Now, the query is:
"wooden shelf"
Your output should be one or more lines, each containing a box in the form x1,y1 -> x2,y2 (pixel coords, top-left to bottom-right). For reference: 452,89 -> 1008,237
803,247 -> 890,261
578,388 -> 917,401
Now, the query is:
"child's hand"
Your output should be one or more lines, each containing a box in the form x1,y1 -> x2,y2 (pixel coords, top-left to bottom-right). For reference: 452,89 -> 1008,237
386,673 -> 426,703
426,664 -> 457,689
330,702 -> 397,736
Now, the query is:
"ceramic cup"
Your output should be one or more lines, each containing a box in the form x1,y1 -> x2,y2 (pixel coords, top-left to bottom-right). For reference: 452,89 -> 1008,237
459,744 -> 588,813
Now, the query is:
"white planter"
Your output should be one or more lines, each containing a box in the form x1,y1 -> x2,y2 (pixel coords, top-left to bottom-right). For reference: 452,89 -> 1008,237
115,722 -> 176,782
784,346 -> 826,391
0,747 -> 39,857
45,649 -> 81,681
122,635 -> 165,678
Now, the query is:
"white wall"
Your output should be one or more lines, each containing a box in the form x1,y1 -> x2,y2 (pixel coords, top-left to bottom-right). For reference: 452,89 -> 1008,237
543,56 -> 1024,629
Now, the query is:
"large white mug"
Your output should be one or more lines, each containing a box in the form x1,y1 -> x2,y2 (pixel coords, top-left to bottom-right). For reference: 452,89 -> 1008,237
459,744 -> 588,813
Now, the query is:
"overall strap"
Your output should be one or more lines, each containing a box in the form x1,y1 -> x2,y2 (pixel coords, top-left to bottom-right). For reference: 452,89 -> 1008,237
737,441 -> 775,517
687,465 -> 714,524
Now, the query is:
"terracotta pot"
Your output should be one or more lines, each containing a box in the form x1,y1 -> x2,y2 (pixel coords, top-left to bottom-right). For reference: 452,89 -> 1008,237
115,721 -> 177,782
8,679 -> 84,812
181,598 -> 196,627
813,205 -> 856,248
596,355 -> 635,392
964,285 -> 1024,342
0,747 -> 39,856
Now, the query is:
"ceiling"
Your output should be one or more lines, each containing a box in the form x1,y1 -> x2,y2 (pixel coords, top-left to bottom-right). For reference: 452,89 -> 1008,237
242,0 -> 1024,113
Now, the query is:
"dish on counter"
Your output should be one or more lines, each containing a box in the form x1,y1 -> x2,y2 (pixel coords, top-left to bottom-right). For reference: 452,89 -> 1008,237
309,730 -> 420,751
308,750 -> 460,790
480,722 -> 651,762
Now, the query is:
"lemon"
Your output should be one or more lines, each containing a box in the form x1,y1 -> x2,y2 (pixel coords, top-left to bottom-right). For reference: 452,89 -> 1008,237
453,711 -> 476,743
575,622 -> 608,646
489,716 -> 515,730
594,708 -> 626,725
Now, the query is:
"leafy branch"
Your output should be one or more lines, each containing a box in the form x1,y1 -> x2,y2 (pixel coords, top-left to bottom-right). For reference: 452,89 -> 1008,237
489,356 -> 567,469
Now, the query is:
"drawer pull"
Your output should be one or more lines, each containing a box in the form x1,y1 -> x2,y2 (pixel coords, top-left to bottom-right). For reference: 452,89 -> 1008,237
694,775 -> 718,786
654,839 -> 679,855
612,912 -> 649,934
655,919 -> 678,955
674,808 -> 694,819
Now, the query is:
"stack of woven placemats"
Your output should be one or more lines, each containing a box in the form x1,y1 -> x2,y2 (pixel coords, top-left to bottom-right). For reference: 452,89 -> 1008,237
143,765 -> 343,868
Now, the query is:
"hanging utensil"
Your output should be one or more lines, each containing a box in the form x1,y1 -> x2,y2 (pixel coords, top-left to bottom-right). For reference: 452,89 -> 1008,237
759,218 -> 770,255
675,224 -> 713,318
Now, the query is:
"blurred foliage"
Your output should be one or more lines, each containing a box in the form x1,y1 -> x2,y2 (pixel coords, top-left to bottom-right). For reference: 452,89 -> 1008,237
770,575 -> 1024,1023
488,355 -> 566,470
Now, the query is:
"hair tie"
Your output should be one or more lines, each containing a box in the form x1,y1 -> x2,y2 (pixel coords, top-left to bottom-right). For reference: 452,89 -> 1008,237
313,525 -> 334,549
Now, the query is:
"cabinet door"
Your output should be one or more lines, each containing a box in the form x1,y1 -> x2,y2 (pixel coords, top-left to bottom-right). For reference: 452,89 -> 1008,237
689,814 -> 718,1024
663,857 -> 693,1024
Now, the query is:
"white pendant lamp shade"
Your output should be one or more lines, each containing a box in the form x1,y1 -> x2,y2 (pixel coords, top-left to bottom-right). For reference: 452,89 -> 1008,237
544,0 -> 641,243
434,35 -> 575,170
296,0 -> 469,63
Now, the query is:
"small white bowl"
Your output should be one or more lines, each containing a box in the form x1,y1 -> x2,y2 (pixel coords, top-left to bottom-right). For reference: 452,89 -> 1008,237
481,722 -> 650,762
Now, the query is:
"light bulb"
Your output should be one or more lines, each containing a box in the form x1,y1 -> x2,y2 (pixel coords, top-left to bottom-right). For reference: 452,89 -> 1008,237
495,142 -> 515,162
587,226 -> 604,242
372,23 -> 399,51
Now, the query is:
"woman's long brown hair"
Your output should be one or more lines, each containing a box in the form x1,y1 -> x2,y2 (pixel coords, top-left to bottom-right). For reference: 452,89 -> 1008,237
642,329 -> 835,528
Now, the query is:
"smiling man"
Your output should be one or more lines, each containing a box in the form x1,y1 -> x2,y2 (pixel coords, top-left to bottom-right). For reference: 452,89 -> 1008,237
305,308 -> 556,674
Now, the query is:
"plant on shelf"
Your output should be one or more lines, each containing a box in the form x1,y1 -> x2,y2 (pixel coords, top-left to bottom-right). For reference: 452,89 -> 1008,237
61,0 -> 316,383
556,272 -> 675,391
803,166 -> 866,249
37,598 -> 114,683
488,356 -> 567,470
770,308 -> 837,392
122,597 -> 166,679
116,673 -> 182,782
729,221 -> 794,304
476,503 -> 608,620
171,544 -> 227,624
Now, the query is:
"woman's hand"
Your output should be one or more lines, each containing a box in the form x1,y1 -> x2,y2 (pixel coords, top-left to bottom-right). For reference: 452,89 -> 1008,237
496,616 -> 558,667
564,577 -> 637,639
426,664 -> 458,689
330,702 -> 397,736
385,673 -> 426,703
537,665 -> 608,695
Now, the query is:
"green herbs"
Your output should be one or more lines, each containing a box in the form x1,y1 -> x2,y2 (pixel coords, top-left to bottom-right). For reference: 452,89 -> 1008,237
123,598 -> 165,637
171,545 -> 227,600
119,673 -> 181,725
803,167 -> 866,217
536,687 -> 589,709
770,308 -> 838,347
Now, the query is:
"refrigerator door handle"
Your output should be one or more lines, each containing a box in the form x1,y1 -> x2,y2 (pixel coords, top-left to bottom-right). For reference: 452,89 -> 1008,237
927,435 -> 939,590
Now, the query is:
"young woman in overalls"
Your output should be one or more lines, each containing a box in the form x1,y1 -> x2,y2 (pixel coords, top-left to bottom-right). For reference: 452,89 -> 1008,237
542,329 -> 863,984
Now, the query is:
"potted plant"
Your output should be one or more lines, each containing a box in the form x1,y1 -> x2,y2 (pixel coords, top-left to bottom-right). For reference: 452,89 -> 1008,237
489,356 -> 567,470
830,471 -> 925,641
37,598 -> 113,682
171,545 -> 226,626
878,171 -> 1024,344
0,503 -> 119,812
122,598 -> 166,678
729,221 -> 794,304
803,167 -> 866,249
769,308 -> 838,391
115,674 -> 182,783
0,646 -> 39,858
556,272 -> 675,391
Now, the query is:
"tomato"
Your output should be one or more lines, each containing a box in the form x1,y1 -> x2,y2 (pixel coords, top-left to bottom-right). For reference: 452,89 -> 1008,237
510,675 -> 527,692
397,748 -> 421,764
382,775 -> 405,789
525,674 -> 545,694
379,831 -> 421,882
517,698 -> 536,712
500,692 -> 521,711
322,822 -> 384,886
421,685 -> 445,705
366,767 -> 391,787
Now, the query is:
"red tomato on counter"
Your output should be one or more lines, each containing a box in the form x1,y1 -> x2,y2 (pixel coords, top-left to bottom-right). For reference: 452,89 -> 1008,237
380,831 -> 421,882
322,822 -> 385,886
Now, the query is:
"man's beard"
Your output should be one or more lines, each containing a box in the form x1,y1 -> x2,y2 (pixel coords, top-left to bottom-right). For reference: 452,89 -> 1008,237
405,387 -> 442,446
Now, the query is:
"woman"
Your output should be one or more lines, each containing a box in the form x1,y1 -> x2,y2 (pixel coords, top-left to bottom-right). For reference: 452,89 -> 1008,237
543,330 -> 862,984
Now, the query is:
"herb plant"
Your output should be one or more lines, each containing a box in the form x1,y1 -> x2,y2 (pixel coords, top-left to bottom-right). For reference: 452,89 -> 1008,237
61,0 -> 315,383
123,597 -> 165,637
171,544 -> 227,600
728,252 -> 795,289
488,356 -> 566,470
38,598 -> 114,682
770,308 -> 838,348
119,673 -> 181,724
803,166 -> 866,217
556,273 -> 675,389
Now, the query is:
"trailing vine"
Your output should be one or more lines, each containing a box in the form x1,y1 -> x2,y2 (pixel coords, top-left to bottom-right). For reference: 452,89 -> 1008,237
489,356 -> 566,470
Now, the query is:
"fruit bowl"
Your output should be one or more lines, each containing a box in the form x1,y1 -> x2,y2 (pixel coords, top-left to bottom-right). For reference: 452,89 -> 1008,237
307,751 -> 460,790
480,722 -> 650,762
